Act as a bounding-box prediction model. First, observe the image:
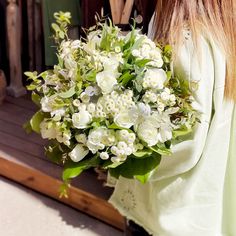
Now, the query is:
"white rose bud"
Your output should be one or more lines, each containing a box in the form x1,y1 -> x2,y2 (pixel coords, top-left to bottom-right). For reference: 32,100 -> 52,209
69,144 -> 89,162
137,122 -> 160,147
72,110 -> 92,129
111,156 -> 121,163
161,91 -> 170,101
100,152 -> 110,160
96,70 -> 118,94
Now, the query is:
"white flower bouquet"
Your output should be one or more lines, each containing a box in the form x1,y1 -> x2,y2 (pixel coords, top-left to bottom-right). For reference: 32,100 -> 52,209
25,12 -> 198,190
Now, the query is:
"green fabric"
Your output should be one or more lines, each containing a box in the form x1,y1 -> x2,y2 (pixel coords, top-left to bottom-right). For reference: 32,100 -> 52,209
223,104 -> 236,235
42,0 -> 82,66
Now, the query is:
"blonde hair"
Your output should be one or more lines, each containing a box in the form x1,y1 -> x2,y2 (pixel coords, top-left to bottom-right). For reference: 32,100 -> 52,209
153,0 -> 236,101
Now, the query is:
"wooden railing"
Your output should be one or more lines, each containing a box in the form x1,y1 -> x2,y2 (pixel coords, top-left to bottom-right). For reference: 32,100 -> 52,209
6,0 -> 26,97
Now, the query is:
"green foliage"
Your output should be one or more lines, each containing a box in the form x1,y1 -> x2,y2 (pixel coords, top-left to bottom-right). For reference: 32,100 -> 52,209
52,12 -> 71,44
58,86 -> 76,98
173,125 -> 193,139
45,144 -> 63,164
150,144 -> 172,156
62,155 -> 101,181
109,152 -> 161,182
132,149 -> 153,158
23,121 -> 33,134
30,111 -> 44,133
31,92 -> 41,106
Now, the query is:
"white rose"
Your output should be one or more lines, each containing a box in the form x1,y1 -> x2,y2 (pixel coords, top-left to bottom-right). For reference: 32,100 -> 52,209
103,53 -> 123,71
51,108 -> 66,119
114,110 -> 135,128
132,49 -> 140,57
87,127 -> 107,153
41,96 -> 54,112
69,144 -> 89,162
56,131 -> 71,146
160,91 -> 170,101
40,120 -> 57,139
143,68 -> 167,90
159,124 -> 172,143
96,71 -> 118,94
137,121 -> 160,146
72,110 -> 92,129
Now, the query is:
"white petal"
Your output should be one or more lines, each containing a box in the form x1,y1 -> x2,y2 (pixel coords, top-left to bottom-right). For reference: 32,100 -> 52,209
69,144 -> 89,162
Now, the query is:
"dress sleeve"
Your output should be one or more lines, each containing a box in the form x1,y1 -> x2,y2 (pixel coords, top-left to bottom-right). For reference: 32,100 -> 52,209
150,35 -> 215,181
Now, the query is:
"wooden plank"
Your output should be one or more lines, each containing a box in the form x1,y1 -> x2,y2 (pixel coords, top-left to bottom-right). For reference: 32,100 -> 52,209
0,131 -> 45,158
0,110 -> 29,126
0,156 -> 125,230
120,0 -> 134,24
109,0 -> 124,24
0,120 -> 47,146
5,95 -> 37,111
0,100 -> 35,118
0,143 -> 112,200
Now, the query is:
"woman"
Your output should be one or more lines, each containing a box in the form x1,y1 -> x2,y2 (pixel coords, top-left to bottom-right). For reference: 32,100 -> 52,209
109,0 -> 236,235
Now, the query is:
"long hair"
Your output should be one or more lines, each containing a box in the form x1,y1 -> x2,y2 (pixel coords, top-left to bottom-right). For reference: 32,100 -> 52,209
153,0 -> 236,101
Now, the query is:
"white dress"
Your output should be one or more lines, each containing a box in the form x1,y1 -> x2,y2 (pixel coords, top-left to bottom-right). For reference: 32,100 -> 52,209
109,31 -> 236,236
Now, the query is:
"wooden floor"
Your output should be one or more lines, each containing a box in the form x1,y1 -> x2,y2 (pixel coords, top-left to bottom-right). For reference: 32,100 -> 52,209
0,95 -> 124,230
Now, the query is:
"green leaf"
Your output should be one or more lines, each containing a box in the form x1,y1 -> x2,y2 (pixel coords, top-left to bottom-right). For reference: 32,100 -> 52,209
131,35 -> 145,50
62,155 -> 101,181
118,71 -> 131,83
30,110 -> 44,133
166,71 -> 172,80
133,149 -> 153,158
135,170 -> 154,184
150,145 -> 172,156
108,123 -> 130,131
31,92 -> 41,106
24,71 -> 38,82
23,121 -> 32,134
164,44 -> 172,53
121,74 -> 135,86
108,123 -> 121,129
86,70 -> 97,82
58,86 -> 75,98
59,181 -> 70,198
102,160 -> 124,169
135,59 -> 151,67
109,152 -> 161,179
26,83 -> 37,91
59,31 -> 65,39
51,23 -> 60,32
173,126 -> 192,138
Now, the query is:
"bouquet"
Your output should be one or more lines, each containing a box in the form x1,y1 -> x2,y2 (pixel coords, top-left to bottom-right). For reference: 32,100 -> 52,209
25,12 -> 199,190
